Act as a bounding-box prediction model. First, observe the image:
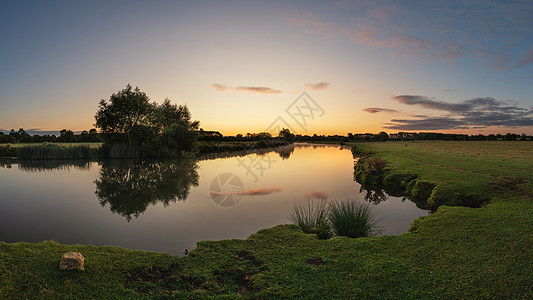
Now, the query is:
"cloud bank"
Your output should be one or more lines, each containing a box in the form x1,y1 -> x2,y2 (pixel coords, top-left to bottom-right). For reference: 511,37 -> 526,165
383,95 -> 533,130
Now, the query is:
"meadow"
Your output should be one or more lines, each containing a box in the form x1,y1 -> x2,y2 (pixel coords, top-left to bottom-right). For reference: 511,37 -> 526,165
0,141 -> 531,298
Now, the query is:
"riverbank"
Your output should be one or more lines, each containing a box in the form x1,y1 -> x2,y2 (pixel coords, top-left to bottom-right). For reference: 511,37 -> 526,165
0,140 -> 290,160
1,141 -> 531,298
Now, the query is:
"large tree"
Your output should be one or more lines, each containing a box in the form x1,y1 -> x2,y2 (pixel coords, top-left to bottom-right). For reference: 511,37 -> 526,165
95,84 -> 200,157
95,84 -> 153,143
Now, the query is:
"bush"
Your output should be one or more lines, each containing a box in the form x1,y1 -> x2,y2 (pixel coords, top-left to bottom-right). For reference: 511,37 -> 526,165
354,156 -> 387,185
328,199 -> 376,238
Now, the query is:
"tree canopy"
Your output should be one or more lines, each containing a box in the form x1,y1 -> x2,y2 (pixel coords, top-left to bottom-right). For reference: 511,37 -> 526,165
95,84 -> 200,158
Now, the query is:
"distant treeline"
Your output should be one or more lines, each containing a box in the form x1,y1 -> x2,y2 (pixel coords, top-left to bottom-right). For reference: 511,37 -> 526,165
0,128 -> 101,144
2,128 -> 531,145
199,130 -> 532,142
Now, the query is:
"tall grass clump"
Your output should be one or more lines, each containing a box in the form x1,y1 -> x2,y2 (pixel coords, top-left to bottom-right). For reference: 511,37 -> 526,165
17,145 -> 93,160
288,199 -> 332,239
328,199 -> 376,238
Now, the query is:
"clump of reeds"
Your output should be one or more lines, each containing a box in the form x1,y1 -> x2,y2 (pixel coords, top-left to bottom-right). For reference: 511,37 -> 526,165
288,198 -> 377,239
288,199 -> 332,239
0,145 -> 17,157
328,199 -> 376,238
17,145 -> 93,160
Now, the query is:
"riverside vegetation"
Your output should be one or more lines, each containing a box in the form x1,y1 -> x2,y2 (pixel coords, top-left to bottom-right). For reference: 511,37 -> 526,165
0,140 -> 531,298
288,198 -> 376,240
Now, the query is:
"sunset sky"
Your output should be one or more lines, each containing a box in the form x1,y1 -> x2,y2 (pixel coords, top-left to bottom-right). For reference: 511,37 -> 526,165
1,0 -> 532,136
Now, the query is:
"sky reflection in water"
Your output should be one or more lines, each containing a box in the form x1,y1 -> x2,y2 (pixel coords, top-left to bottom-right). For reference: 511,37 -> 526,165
0,144 -> 427,255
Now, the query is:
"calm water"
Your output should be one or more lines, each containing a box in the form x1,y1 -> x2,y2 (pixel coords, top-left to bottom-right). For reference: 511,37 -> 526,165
0,144 -> 427,255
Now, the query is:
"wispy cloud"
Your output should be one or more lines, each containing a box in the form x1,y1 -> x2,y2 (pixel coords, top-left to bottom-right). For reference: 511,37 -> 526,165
283,1 -> 533,69
212,84 -> 228,92
384,95 -> 533,130
363,107 -> 398,114
304,82 -> 330,90
515,46 -> 533,68
212,84 -> 282,94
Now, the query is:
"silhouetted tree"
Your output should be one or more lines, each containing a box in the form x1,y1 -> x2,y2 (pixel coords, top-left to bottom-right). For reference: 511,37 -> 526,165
279,128 -> 295,141
94,84 -> 199,157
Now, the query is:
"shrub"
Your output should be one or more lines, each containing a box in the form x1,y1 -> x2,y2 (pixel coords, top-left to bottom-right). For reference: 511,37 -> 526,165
354,156 -> 387,186
328,199 -> 376,238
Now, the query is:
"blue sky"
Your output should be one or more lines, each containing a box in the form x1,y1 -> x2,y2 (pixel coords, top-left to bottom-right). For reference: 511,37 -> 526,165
1,0 -> 532,135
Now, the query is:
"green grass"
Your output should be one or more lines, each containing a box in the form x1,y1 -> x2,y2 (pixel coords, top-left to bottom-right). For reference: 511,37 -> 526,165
328,199 -> 377,238
0,140 -> 531,298
351,141 -> 533,205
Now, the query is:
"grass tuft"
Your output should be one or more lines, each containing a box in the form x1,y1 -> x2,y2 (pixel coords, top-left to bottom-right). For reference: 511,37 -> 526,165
328,199 -> 376,238
288,199 -> 332,239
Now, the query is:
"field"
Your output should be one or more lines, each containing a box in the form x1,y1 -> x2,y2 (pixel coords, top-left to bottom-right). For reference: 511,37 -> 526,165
353,141 -> 533,204
0,141 -> 531,298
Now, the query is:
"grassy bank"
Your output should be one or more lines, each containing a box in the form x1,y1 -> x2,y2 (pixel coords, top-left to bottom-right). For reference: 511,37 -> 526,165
1,141 -> 531,298
352,141 -> 532,208
0,141 -> 289,159
197,140 -> 290,154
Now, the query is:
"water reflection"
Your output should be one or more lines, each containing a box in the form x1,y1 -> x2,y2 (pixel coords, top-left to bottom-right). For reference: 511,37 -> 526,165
0,144 -> 428,254
360,186 -> 388,205
0,159 -> 91,172
94,159 -> 199,221
197,144 -> 295,161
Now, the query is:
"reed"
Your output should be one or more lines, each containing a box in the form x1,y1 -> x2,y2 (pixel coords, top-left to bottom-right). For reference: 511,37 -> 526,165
288,199 -> 332,239
17,145 -> 93,160
328,199 -> 376,238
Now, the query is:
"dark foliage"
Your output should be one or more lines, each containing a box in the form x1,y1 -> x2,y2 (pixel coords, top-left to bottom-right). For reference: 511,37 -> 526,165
94,159 -> 199,221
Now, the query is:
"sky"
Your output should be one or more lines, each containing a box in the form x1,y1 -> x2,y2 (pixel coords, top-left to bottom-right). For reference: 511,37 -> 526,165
1,0 -> 532,136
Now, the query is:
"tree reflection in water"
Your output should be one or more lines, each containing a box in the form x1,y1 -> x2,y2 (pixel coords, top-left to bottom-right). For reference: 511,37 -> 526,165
94,159 -> 199,221
359,185 -> 388,205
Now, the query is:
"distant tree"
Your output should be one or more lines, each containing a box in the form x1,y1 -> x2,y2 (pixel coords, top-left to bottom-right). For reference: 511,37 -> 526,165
347,132 -> 354,140
279,128 -> 295,141
504,133 -> 517,141
59,129 -> 76,142
376,131 -> 389,142
487,134 -> 497,141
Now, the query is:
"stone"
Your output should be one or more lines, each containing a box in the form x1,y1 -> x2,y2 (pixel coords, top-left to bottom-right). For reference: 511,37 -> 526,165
59,252 -> 85,270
